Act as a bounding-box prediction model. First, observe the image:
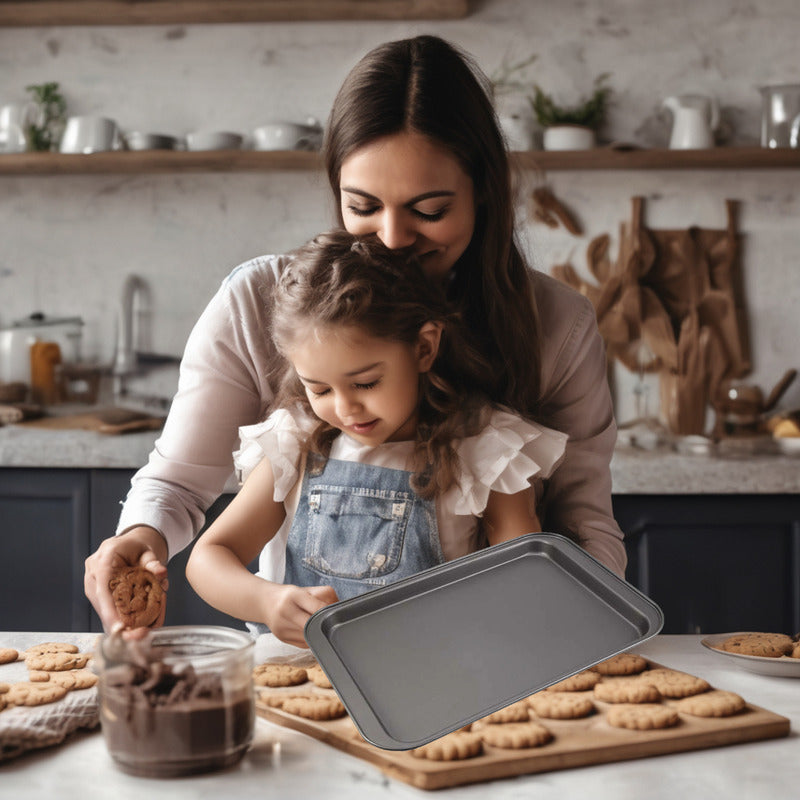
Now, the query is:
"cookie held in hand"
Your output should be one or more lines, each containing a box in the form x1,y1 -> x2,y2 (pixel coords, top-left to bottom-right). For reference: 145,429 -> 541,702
109,566 -> 164,628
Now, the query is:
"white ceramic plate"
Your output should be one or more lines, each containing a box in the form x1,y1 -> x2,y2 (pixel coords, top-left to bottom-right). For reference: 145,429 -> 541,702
701,632 -> 800,677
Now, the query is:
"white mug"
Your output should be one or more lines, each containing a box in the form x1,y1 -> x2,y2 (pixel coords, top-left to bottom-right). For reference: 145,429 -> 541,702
0,103 -> 39,153
59,116 -> 124,154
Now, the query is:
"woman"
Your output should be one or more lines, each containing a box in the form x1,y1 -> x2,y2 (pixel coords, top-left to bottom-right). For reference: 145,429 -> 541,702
85,35 -> 626,632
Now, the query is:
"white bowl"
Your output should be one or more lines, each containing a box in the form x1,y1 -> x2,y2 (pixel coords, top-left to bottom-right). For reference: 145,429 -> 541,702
776,437 -> 800,456
185,130 -> 243,151
126,131 -> 180,151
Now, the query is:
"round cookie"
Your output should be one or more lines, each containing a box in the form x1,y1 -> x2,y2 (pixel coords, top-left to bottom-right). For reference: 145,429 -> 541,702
528,691 -> 594,719
606,703 -> 679,731
0,648 -> 19,665
591,653 -> 648,676
306,664 -> 333,689
475,699 -> 531,725
547,670 -> 602,692
281,695 -> 346,721
28,670 -> 51,682
594,678 -> 661,704
25,651 -> 89,672
252,663 -> 308,687
49,671 -> 78,690
24,642 -> 78,656
6,681 -> 69,707
109,566 -> 165,628
480,721 -> 553,749
68,669 -> 99,690
719,633 -> 793,658
639,668 -> 710,698
670,690 -> 745,718
411,731 -> 483,761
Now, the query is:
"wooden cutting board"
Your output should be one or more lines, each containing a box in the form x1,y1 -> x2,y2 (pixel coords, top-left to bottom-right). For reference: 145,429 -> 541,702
16,406 -> 164,435
256,659 -> 790,791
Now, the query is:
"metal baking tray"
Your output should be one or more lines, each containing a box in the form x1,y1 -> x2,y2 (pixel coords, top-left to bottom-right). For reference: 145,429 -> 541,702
305,533 -> 663,750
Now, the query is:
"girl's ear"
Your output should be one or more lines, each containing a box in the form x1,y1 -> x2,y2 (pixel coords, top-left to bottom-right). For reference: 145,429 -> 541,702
415,322 -> 443,373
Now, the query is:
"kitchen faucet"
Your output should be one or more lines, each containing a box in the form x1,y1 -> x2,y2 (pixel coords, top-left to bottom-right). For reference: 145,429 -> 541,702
112,273 -> 147,395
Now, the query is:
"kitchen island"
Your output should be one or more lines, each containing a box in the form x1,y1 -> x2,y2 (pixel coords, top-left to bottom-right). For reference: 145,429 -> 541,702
0,634 -> 795,798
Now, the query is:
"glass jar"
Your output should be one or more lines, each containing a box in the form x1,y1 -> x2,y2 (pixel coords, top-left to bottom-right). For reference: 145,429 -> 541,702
95,625 -> 255,777
759,84 -> 800,148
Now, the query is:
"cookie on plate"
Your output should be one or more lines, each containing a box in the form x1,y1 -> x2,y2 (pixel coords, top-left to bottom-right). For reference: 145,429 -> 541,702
594,678 -> 661,704
719,633 -> 793,659
591,653 -> 648,675
411,731 -> 483,761
24,642 -> 78,656
480,721 -> 552,749
528,691 -> 594,719
252,663 -> 308,687
0,648 -> 19,665
109,566 -> 165,629
670,690 -> 745,718
606,703 -> 679,730
25,651 -> 90,672
306,664 -> 333,689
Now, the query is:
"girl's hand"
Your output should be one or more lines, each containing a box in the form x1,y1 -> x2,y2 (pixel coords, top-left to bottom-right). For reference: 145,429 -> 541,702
84,526 -> 169,635
263,584 -> 339,648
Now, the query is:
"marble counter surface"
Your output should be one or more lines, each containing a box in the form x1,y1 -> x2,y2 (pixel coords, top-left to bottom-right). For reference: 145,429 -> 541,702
0,633 -> 796,799
1,420 -> 799,494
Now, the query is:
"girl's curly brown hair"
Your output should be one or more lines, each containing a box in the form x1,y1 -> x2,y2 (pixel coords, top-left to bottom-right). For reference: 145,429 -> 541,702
270,230 -> 494,499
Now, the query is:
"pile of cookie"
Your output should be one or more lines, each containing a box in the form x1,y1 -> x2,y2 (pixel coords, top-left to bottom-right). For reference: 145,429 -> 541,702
255,652 -> 751,763
409,652 -> 747,761
713,632 -> 800,659
0,642 -> 97,712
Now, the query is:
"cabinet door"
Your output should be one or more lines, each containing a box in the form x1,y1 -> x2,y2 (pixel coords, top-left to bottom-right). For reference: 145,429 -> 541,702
615,495 -> 800,635
0,468 -> 91,631
90,470 -> 244,631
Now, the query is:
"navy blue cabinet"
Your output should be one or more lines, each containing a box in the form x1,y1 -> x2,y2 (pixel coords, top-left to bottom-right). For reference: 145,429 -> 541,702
615,494 -> 800,635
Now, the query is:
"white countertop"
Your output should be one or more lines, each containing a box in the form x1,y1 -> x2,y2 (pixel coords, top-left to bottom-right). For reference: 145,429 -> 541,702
0,633 -> 796,799
1,419 -> 800,494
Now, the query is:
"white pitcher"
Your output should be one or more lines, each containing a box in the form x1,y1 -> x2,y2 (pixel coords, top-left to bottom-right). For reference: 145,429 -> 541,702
662,94 -> 719,149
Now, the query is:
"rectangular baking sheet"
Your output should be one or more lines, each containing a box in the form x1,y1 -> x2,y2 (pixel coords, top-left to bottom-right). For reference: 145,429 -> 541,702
305,532 -> 663,750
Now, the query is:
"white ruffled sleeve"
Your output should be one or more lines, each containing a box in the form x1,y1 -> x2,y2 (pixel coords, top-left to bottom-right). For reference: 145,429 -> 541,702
451,408 -> 568,516
233,407 -> 315,501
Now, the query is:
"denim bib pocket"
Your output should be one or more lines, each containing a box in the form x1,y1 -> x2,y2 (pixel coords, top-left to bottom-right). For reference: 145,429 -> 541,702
303,485 -> 413,580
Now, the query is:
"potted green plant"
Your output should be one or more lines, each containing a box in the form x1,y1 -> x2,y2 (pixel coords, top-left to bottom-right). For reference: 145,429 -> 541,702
24,82 -> 67,152
531,73 -> 612,151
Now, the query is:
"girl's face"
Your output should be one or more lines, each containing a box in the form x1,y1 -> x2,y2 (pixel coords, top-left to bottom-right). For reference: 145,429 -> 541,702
288,323 -> 439,447
339,131 -> 476,283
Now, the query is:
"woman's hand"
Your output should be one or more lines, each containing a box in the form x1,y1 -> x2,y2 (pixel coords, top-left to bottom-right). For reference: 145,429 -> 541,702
84,526 -> 169,635
262,584 -> 339,649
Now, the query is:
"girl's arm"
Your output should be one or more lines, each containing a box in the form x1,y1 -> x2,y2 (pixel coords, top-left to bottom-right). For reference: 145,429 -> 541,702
186,455 -> 337,647
482,488 -> 542,547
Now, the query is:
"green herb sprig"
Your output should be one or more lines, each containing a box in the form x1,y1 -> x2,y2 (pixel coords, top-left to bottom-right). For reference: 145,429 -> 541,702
25,82 -> 67,152
530,73 -> 612,130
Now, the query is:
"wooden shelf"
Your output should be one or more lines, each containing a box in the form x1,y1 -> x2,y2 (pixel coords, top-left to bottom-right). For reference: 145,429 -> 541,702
0,0 -> 470,26
514,146 -> 800,171
1,146 -> 799,176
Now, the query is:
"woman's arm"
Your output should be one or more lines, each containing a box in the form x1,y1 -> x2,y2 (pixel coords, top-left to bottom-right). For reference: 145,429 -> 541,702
534,273 -> 627,577
186,456 -> 337,648
84,256 -> 285,631
483,488 -> 542,547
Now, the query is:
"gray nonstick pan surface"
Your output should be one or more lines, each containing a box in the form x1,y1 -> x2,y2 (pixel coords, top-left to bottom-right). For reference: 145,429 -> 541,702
305,533 -> 663,750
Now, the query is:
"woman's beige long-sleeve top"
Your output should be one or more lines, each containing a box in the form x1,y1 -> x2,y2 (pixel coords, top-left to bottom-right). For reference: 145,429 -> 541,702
116,255 -> 627,577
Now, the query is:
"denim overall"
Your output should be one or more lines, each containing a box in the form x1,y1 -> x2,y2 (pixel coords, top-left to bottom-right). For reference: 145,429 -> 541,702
248,455 -> 445,637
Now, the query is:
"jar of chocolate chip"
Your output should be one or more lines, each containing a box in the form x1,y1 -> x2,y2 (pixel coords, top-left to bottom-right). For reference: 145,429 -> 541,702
95,625 -> 255,777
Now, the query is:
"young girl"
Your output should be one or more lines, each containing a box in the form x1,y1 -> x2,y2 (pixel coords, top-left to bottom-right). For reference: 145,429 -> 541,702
186,231 -> 567,647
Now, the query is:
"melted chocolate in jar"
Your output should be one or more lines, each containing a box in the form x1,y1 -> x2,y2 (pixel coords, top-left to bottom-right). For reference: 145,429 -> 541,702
101,660 -> 254,776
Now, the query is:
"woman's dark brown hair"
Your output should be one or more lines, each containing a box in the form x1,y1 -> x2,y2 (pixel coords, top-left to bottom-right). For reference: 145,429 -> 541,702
271,230 -> 492,499
323,34 -> 541,415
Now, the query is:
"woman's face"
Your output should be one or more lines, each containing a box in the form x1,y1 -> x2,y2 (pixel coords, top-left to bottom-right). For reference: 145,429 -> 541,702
339,131 -> 476,282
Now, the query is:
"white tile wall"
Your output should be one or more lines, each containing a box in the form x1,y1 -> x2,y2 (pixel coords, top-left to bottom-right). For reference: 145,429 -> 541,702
1,0 -> 798,419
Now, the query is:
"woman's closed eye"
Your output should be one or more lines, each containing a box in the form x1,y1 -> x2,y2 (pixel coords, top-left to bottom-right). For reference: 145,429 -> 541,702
354,379 -> 380,390
346,204 -> 448,222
